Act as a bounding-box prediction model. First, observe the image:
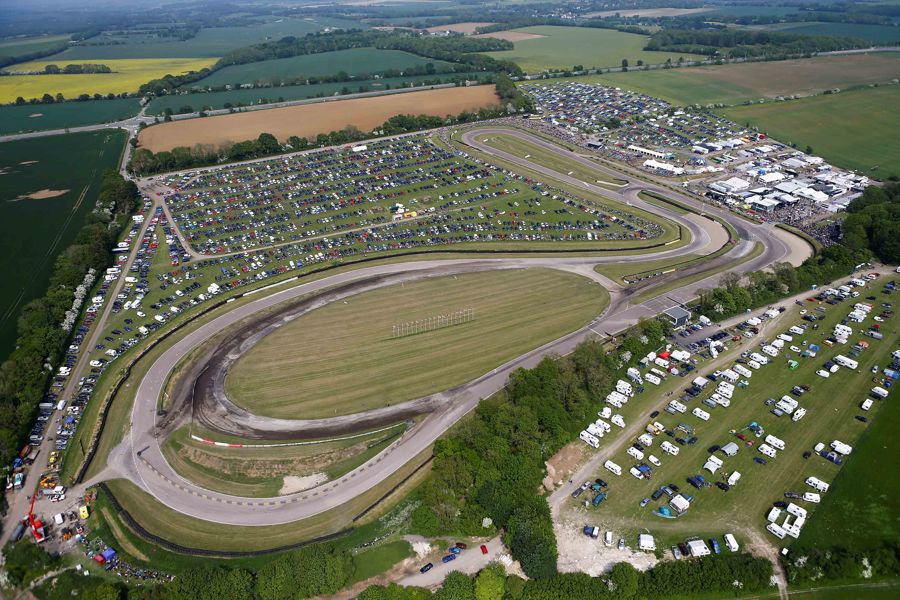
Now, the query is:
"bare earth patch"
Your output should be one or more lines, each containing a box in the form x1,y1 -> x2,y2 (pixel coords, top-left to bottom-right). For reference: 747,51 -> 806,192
280,473 -> 327,495
138,86 -> 500,152
586,8 -> 708,18
555,519 -> 659,576
16,188 -> 68,200
425,22 -> 494,35
475,31 -> 546,42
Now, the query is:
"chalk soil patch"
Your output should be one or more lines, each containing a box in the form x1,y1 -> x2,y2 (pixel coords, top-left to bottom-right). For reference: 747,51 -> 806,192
280,473 -> 327,495
476,31 -> 546,42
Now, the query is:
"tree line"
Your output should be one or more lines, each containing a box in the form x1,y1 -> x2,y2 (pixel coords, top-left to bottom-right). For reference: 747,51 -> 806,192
840,184 -> 900,265
644,28 -> 870,57
139,29 -> 521,97
40,63 -> 112,74
409,318 -> 673,578
695,243 -> 870,321
0,172 -> 138,492
128,80 -> 531,176
359,555 -> 773,600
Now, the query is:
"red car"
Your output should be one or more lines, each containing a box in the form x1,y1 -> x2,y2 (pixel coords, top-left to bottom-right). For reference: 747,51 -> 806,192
480,544 -> 488,555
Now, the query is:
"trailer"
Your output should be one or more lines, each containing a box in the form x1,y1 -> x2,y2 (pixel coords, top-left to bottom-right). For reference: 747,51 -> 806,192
580,430 -> 600,448
604,460 -> 622,476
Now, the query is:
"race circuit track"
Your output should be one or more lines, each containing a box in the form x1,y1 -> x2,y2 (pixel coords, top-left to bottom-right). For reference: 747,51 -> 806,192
107,127 -> 811,527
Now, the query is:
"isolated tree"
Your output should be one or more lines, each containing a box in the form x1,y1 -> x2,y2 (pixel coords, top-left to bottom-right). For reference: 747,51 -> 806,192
621,59 -> 629,70
475,564 -> 506,600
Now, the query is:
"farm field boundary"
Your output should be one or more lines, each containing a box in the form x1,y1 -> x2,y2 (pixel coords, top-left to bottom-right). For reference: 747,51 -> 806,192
137,85 -> 500,152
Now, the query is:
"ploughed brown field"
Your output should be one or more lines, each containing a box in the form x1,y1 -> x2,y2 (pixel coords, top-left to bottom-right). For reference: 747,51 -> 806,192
137,86 -> 501,152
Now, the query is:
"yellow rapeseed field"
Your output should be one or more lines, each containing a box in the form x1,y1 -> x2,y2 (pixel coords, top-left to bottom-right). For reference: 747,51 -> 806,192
0,58 -> 217,103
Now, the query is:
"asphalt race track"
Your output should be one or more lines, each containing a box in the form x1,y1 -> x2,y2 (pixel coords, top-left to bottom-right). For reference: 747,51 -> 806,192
106,127 -> 810,526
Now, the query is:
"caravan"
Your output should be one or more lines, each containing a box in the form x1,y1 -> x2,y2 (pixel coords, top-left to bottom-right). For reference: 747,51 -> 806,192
627,446 -> 645,460
733,364 -> 752,378
660,440 -> 679,456
764,435 -> 786,451
692,407 -> 711,421
806,476 -> 830,493
580,431 -> 600,448
667,400 -> 687,414
604,460 -> 622,476
759,444 -> 778,459
616,380 -> 634,397
835,355 -> 858,369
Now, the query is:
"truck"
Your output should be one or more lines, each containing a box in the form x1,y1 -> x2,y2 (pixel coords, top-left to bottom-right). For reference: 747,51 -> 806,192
583,526 -> 600,538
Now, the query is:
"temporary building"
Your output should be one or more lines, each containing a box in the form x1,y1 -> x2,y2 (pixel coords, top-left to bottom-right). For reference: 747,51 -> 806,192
703,455 -> 723,474
670,494 -> 691,514
687,539 -> 711,557
721,442 -> 739,457
727,471 -> 742,487
638,533 -> 656,551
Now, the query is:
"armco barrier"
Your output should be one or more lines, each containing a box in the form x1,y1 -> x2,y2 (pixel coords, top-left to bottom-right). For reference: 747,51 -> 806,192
97,482 -> 351,557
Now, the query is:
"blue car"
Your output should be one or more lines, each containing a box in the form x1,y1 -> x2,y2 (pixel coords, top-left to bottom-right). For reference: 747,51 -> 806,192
449,547 -> 461,554
441,554 -> 456,564
709,538 -> 721,554
419,563 -> 433,574
753,457 -> 767,465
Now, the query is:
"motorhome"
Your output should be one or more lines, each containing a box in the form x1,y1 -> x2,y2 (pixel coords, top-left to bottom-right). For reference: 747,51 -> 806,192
604,460 -> 622,476
580,430 -> 600,448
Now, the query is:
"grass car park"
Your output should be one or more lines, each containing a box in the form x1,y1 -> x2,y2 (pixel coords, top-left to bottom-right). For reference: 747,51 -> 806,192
563,273 -> 898,555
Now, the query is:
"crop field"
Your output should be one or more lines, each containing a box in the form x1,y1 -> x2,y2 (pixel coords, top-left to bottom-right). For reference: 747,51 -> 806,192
137,85 -> 499,151
425,22 -> 494,34
225,268 -> 609,418
719,85 -> 900,180
484,26 -> 704,73
146,72 -> 489,115
162,425 -> 405,497
755,22 -> 900,45
42,17 -> 353,61
0,97 -> 141,134
0,58 -> 217,103
532,54 -> 900,106
559,285 -> 899,555
0,34 -> 70,61
0,130 -> 125,358
191,48 -> 455,88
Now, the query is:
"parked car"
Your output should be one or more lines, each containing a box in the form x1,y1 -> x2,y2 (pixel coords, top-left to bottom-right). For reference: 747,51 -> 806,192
640,497 -> 651,507
441,555 -> 456,564
480,545 -> 488,555
753,457 -> 767,465
420,563 -> 433,574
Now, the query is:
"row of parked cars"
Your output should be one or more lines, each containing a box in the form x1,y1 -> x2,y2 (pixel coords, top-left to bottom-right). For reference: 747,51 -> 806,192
418,542 -> 488,573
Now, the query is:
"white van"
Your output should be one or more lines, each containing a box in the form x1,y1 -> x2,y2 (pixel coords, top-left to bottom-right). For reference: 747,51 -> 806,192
627,447 -> 645,460
830,440 -> 853,455
629,466 -> 644,479
604,460 -> 622,476
861,399 -> 874,411
792,407 -> 807,421
723,533 -> 739,552
692,407 -> 710,421
648,455 -> 661,467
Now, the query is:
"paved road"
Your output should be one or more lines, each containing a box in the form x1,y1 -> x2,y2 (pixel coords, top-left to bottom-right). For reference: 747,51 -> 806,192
97,127 -> 808,526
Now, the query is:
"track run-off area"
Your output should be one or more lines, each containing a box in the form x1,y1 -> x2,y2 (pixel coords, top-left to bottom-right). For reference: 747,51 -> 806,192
92,126 -> 811,527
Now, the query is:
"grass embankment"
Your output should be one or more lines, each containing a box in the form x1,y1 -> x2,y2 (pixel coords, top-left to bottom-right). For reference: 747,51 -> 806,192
162,426 -> 405,497
564,293 -> 899,552
718,85 -> 900,180
226,268 -> 609,418
476,132 -> 627,186
97,443 -> 433,553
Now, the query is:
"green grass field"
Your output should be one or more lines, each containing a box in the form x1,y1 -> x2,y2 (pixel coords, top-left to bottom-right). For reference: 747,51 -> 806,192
755,22 -> 900,45
0,97 -> 141,134
0,34 -> 70,61
162,425 -> 405,497
795,349 -> 900,551
485,26 -> 704,73
146,72 -> 487,115
561,289 -> 899,554
191,48 -> 454,88
225,268 -> 608,418
528,54 -> 900,106
0,130 -> 125,359
42,17 -> 351,60
476,132 -> 627,185
719,86 -> 900,180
